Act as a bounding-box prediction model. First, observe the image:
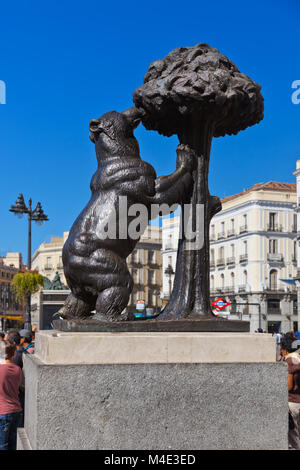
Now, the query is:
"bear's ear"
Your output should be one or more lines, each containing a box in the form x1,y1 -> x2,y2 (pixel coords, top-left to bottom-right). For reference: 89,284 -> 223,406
89,118 -> 100,133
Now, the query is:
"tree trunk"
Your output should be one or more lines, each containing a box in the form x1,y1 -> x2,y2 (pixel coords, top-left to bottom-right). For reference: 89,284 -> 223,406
160,119 -> 221,319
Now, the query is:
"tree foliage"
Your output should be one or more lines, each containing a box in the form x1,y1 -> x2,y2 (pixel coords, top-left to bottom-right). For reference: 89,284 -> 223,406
11,270 -> 44,301
133,43 -> 264,138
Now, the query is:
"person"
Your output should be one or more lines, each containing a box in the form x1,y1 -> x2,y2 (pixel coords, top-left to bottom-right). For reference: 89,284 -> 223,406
0,341 -> 22,450
273,331 -> 282,361
5,330 -> 23,369
281,333 -> 300,450
4,330 -> 25,426
31,325 -> 38,347
19,329 -> 34,354
0,332 -> 5,341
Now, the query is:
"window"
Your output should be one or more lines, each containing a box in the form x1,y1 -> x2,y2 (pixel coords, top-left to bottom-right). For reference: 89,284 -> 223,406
220,274 -> 225,290
211,275 -> 214,290
210,249 -> 215,262
230,244 -> 235,257
166,234 -> 173,249
269,212 -> 276,230
148,270 -> 155,285
270,269 -> 277,290
243,270 -> 248,285
231,272 -> 235,288
148,290 -> 153,306
269,239 -> 277,254
131,250 -> 137,263
148,250 -> 155,263
132,269 -> 138,283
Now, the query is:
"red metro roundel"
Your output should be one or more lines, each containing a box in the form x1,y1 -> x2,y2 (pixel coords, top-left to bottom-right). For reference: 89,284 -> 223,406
211,298 -> 231,311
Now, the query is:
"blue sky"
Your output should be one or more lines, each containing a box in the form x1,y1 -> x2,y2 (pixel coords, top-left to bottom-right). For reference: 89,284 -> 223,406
0,0 -> 299,262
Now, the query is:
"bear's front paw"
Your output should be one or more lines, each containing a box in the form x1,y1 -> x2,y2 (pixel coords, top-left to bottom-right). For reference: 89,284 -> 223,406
176,144 -> 196,172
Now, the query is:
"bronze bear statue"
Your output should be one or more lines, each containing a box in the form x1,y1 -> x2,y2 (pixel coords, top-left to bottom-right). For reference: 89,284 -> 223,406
59,107 -> 194,322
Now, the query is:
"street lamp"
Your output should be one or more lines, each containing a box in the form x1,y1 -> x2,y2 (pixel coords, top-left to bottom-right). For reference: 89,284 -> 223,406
9,194 -> 49,330
0,284 -> 9,332
164,264 -> 175,299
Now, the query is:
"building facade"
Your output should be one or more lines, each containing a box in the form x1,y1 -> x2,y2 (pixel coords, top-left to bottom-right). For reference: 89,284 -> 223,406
0,256 -> 24,329
32,233 -> 69,285
162,182 -> 298,332
126,225 -> 162,314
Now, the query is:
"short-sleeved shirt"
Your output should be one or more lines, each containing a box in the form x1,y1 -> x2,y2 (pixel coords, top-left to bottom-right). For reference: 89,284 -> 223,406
286,353 -> 300,403
0,363 -> 22,415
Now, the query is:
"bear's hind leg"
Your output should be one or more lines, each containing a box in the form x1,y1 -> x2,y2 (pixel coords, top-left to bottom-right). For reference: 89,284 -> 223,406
57,292 -> 95,319
94,286 -> 134,322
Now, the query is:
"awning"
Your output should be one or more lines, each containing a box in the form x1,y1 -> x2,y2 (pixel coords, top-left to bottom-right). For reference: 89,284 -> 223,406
0,314 -> 24,321
280,279 -> 296,285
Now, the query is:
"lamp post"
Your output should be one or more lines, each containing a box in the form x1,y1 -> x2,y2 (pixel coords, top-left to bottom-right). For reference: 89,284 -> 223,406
9,194 -> 48,330
0,284 -> 9,332
165,264 -> 175,299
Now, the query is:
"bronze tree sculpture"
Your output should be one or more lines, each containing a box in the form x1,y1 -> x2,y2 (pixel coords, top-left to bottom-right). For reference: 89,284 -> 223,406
133,43 -> 264,320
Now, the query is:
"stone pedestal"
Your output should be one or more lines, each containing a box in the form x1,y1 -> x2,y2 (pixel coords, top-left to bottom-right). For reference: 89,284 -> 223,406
18,331 -> 288,450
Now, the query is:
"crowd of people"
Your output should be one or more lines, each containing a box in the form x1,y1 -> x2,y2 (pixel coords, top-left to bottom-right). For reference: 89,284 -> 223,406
0,326 -> 36,450
273,330 -> 300,450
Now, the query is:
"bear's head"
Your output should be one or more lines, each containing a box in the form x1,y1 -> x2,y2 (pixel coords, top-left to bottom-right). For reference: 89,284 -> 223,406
89,108 -> 143,162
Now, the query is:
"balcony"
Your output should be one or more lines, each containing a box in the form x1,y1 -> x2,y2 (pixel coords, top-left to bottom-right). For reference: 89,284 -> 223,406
210,260 -> 216,268
216,258 -> 225,267
130,259 -> 143,267
226,257 -> 235,266
44,264 -> 53,270
227,229 -> 235,237
267,307 -> 282,315
165,243 -> 173,250
210,288 -> 222,296
223,286 -> 235,294
267,253 -> 283,262
239,225 -> 248,234
217,232 -> 226,240
238,285 -> 247,293
267,224 -> 283,232
239,254 -> 248,263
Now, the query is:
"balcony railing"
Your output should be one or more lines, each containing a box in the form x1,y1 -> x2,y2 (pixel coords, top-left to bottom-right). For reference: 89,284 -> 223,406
223,286 -> 235,293
227,229 -> 235,237
226,257 -> 235,265
217,232 -> 226,240
216,258 -> 225,267
267,224 -> 283,232
164,244 -> 173,250
44,264 -> 53,270
267,253 -> 283,262
210,260 -> 215,268
267,307 -> 282,315
238,285 -> 247,292
239,225 -> 248,233
239,254 -> 248,263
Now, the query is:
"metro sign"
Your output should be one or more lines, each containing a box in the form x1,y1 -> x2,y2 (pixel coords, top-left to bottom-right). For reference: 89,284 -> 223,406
211,298 -> 231,311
